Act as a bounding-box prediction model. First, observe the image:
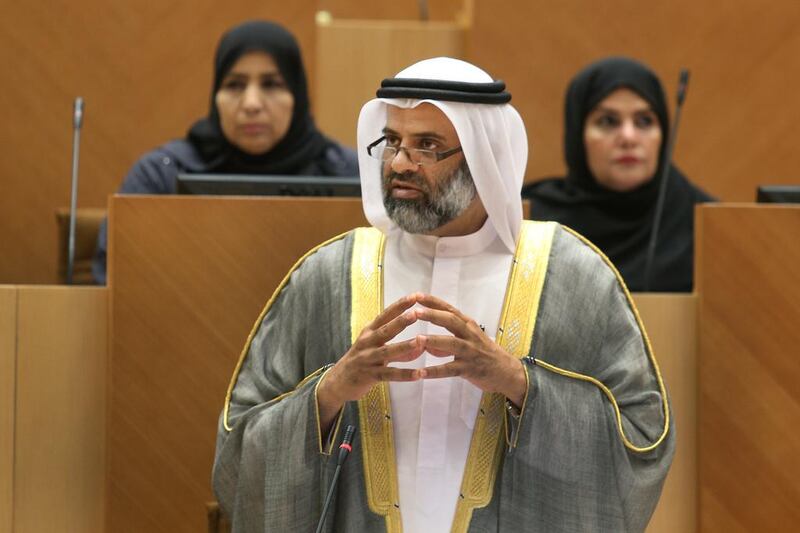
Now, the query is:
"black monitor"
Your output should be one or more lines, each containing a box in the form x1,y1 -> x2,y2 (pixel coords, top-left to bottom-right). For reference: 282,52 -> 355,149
175,173 -> 361,197
756,185 -> 800,204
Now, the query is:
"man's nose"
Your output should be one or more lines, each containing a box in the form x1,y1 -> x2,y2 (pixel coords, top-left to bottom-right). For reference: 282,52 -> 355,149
389,147 -> 418,174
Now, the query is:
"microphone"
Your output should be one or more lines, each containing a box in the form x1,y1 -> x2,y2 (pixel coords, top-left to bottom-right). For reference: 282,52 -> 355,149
642,69 -> 690,291
417,0 -> 429,21
315,424 -> 356,533
66,97 -> 84,285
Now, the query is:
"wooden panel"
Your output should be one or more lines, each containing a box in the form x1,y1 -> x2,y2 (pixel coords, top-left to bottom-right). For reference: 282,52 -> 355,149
0,1 -> 317,284
0,0 -> 467,284
634,294 -> 697,533
107,195 -> 368,533
0,287 -> 17,533
55,207 -> 108,285
4,0 -> 800,283
315,17 -> 464,147
468,0 -> 800,201
696,204 -> 800,531
318,0 -> 469,21
14,286 -> 107,533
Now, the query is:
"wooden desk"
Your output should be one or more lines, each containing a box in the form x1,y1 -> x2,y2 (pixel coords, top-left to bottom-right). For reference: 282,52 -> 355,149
106,195 -> 370,533
638,294 -> 697,533
0,285 -> 106,533
696,204 -> 800,531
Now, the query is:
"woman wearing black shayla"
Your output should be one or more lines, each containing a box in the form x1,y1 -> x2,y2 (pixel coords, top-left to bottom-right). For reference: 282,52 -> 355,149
523,57 -> 714,292
92,20 -> 357,284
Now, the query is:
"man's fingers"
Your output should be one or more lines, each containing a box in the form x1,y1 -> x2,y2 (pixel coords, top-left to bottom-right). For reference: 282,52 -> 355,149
416,307 -> 472,338
425,346 -> 452,357
416,304 -> 486,340
379,336 -> 426,363
419,362 -> 461,380
424,334 -> 470,358
417,294 -> 470,323
416,293 -> 452,311
378,367 -> 422,382
369,309 -> 419,346
372,294 -> 421,329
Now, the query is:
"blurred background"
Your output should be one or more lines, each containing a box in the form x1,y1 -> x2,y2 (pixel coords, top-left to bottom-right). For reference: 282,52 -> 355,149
1,0 -> 798,284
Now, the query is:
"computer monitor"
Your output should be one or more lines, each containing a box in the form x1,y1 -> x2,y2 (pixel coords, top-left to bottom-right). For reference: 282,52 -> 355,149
756,185 -> 800,204
175,173 -> 362,197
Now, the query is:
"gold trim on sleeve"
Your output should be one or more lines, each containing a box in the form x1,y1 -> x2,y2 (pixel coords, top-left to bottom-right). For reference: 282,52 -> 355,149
350,227 -> 403,532
451,221 -> 556,532
541,225 -> 670,453
222,231 -> 352,432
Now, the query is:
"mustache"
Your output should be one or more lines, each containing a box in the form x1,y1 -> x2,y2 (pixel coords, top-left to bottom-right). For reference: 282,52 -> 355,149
383,171 -> 430,193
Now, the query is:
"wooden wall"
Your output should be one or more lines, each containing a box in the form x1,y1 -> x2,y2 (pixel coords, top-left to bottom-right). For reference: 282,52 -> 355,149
467,1 -> 800,199
2,0 -> 799,283
696,205 -> 800,531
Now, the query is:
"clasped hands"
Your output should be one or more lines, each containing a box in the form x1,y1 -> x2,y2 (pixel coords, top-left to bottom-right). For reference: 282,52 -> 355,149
317,293 -> 527,431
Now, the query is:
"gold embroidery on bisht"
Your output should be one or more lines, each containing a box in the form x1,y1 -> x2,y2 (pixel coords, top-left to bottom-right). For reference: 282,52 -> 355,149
451,221 -> 556,532
351,228 -> 403,532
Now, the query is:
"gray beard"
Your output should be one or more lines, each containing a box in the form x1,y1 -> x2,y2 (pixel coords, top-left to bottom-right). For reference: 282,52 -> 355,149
382,160 -> 477,234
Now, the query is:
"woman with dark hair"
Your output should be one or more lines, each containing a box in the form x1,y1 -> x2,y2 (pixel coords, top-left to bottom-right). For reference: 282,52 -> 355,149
92,20 -> 357,284
523,57 -> 713,292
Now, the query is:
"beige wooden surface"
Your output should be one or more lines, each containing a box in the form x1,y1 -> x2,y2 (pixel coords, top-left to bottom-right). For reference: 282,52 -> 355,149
635,294 -> 697,533
107,195 -> 369,533
12,286 -> 107,533
696,204 -> 800,532
0,287 -> 16,533
315,17 -> 464,147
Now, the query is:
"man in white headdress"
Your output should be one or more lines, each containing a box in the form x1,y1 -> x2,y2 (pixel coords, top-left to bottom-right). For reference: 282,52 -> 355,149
213,57 -> 674,533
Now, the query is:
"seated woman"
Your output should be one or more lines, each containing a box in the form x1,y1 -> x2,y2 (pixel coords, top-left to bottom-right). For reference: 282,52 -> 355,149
523,57 -> 714,292
92,20 -> 357,284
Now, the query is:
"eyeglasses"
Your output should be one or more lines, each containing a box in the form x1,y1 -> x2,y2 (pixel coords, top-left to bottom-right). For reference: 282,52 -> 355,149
366,136 -> 463,166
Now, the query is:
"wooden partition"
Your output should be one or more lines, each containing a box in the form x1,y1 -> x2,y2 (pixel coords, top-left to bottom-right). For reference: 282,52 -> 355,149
0,285 -> 107,533
696,204 -> 800,531
107,195 -> 370,533
636,295 -> 697,533
314,16 -> 465,146
0,288 -> 15,533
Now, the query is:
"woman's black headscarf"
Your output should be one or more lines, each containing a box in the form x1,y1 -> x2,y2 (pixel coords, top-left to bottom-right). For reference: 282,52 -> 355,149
187,20 -> 332,174
523,57 -> 713,292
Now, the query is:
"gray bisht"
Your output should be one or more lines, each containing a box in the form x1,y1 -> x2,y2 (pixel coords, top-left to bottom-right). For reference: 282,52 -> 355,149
213,225 -> 675,532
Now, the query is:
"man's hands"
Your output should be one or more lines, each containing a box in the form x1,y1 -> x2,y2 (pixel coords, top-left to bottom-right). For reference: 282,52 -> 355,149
317,293 -> 427,432
415,294 -> 527,408
316,293 -> 528,435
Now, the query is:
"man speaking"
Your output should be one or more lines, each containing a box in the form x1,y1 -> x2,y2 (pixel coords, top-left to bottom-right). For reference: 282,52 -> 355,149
213,57 -> 674,532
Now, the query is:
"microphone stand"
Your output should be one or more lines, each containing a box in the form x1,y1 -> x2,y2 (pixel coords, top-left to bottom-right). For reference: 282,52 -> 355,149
66,97 -> 84,285
315,424 -> 356,533
417,0 -> 429,21
642,70 -> 690,291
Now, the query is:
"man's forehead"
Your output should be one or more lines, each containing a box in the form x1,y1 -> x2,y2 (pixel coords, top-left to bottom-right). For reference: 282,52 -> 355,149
384,103 -> 458,139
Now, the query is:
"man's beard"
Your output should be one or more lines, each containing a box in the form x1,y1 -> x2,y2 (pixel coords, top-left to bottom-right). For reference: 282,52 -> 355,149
382,159 -> 477,234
